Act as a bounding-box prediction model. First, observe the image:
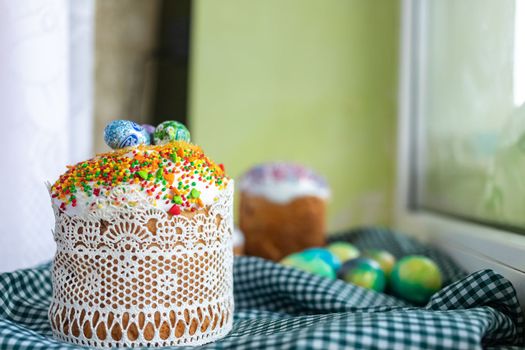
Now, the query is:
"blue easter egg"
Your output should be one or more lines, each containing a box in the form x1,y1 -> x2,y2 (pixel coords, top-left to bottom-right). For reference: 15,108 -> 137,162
281,253 -> 336,279
104,120 -> 149,149
302,248 -> 342,271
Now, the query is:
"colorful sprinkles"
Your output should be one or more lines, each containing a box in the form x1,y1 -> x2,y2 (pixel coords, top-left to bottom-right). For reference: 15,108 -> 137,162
50,141 -> 228,215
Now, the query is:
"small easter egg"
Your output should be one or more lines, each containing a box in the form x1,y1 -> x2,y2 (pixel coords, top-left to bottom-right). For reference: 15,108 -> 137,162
153,120 -> 191,145
142,124 -> 156,135
104,120 -> 149,149
302,247 -> 342,271
338,258 -> 386,292
326,242 -> 360,263
281,253 -> 336,279
390,255 -> 443,304
362,249 -> 396,276
141,124 -> 155,144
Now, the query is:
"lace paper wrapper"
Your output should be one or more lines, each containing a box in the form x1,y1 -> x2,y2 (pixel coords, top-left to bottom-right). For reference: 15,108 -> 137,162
49,182 -> 234,347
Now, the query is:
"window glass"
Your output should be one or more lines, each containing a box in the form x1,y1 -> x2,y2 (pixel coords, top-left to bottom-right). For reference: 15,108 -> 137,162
414,0 -> 525,231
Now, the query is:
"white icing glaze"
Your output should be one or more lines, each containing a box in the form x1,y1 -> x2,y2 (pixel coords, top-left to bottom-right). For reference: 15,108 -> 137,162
50,145 -> 230,216
238,162 -> 330,203
51,179 -> 224,216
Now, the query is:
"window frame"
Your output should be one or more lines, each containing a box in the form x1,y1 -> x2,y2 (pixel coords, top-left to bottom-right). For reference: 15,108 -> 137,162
396,0 -> 525,307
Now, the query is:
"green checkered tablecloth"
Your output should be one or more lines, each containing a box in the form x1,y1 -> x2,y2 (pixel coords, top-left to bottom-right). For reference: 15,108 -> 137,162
0,228 -> 523,349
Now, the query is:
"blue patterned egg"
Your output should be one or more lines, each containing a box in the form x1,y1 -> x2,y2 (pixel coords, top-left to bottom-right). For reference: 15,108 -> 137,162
104,120 -> 149,149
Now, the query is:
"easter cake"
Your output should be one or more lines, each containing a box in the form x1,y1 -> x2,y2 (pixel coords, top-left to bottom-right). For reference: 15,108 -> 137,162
238,162 -> 330,261
48,120 -> 234,347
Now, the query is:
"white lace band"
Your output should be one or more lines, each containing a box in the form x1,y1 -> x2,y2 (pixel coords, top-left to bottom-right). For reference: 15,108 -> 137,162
49,182 -> 234,347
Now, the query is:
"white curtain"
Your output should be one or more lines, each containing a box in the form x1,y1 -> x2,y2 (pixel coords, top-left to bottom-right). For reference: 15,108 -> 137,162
0,0 -> 94,272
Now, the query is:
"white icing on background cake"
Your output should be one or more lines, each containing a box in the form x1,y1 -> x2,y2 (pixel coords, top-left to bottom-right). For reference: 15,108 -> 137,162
238,162 -> 330,203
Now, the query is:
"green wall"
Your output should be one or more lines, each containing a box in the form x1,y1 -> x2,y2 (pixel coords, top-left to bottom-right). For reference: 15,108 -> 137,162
189,0 -> 399,231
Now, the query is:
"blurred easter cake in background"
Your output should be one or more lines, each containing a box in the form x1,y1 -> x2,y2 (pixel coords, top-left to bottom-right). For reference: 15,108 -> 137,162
238,162 -> 330,261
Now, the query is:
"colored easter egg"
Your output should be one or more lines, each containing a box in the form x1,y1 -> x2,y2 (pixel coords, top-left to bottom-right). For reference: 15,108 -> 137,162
281,253 -> 336,279
302,247 -> 342,271
338,258 -> 386,292
141,124 -> 155,144
104,120 -> 149,149
326,242 -> 360,263
153,120 -> 191,145
362,249 -> 396,276
390,255 -> 443,304
142,124 -> 156,135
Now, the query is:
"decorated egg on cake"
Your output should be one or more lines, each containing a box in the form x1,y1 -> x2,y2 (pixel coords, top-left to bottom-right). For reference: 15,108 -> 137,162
153,120 -> 191,144
326,242 -> 360,263
142,123 -> 156,135
390,255 -> 443,304
338,258 -> 386,292
141,124 -> 156,143
302,247 -> 341,271
362,249 -> 396,276
104,120 -> 149,149
281,252 -> 336,279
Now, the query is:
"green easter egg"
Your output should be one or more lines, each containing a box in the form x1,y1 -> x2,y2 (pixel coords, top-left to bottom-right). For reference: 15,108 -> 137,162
338,258 -> 386,292
362,249 -> 396,276
153,121 -> 191,145
281,253 -> 336,279
326,242 -> 360,262
391,255 -> 443,304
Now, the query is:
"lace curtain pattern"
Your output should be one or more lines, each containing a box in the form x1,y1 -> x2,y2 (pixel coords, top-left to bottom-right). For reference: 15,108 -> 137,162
0,0 -> 94,272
